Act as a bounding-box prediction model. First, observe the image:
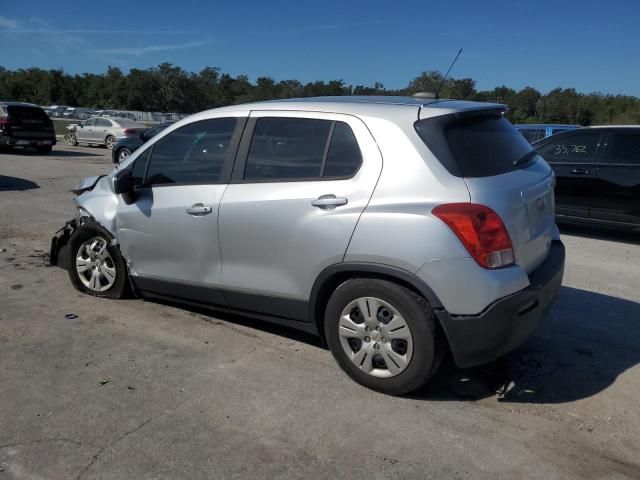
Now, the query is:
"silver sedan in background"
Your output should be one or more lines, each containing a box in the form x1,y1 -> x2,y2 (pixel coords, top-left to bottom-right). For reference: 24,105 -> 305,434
67,116 -> 146,150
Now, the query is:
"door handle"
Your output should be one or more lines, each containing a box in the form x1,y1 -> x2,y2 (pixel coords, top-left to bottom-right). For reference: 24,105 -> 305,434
311,194 -> 348,209
186,203 -> 212,216
571,168 -> 590,175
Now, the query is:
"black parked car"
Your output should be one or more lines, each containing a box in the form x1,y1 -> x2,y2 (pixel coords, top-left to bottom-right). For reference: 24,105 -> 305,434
112,122 -> 172,163
535,126 -> 640,229
0,102 -> 56,154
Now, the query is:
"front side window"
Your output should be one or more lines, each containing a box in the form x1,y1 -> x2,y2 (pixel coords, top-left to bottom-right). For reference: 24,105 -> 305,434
603,132 -> 640,164
130,148 -> 151,187
536,132 -> 601,163
244,118 -> 362,181
145,118 -> 237,185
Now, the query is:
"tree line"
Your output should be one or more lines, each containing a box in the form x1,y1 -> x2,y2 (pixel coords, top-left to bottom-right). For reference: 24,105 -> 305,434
1,63 -> 639,125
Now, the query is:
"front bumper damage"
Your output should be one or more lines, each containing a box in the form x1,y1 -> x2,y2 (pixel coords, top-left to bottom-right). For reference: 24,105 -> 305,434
49,218 -> 78,269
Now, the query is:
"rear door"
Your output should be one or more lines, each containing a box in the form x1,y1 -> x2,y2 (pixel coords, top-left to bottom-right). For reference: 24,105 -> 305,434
218,112 -> 382,317
590,129 -> 640,225
535,130 -> 604,219
94,118 -> 113,143
116,115 -> 245,301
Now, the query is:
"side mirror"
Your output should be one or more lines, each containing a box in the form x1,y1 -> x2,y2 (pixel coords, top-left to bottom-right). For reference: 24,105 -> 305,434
114,169 -> 136,205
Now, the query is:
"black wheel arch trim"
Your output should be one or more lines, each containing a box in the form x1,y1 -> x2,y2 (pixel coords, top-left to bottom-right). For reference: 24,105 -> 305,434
309,262 -> 444,342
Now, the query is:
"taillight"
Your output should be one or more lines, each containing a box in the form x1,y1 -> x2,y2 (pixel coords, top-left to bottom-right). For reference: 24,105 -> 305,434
0,116 -> 9,133
123,128 -> 136,135
432,203 -> 515,269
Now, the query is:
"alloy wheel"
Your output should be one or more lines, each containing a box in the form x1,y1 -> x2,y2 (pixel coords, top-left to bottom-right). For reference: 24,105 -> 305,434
75,236 -> 117,292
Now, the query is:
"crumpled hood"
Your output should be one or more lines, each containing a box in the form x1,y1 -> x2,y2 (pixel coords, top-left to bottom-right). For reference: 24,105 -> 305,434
71,175 -> 106,195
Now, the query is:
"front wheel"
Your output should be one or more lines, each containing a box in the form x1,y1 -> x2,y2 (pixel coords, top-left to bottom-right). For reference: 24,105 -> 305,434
65,133 -> 78,146
325,279 -> 443,395
105,135 -> 115,150
67,222 -> 129,299
117,147 -> 132,162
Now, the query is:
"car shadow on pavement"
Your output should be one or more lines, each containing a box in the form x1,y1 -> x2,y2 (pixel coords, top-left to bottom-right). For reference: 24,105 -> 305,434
0,175 -> 39,191
146,286 -> 639,404
417,286 -> 640,404
560,223 -> 640,246
149,298 -> 325,349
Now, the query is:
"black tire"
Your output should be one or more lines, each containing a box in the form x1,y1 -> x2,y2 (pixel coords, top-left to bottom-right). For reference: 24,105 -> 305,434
67,221 -> 129,299
117,147 -> 132,163
37,145 -> 52,154
325,278 -> 443,395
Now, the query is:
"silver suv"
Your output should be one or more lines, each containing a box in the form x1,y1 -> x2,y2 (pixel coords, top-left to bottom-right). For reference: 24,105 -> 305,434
50,96 -> 565,395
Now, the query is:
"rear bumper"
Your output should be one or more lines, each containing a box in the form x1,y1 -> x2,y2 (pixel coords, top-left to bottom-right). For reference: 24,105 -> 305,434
0,135 -> 56,146
436,240 -> 565,368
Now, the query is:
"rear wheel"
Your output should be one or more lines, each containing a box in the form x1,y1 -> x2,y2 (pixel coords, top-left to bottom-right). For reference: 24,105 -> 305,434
67,222 -> 129,299
325,278 -> 442,395
105,135 -> 115,150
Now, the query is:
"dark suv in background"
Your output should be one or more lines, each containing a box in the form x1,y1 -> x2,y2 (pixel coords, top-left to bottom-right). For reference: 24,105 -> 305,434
535,126 -> 640,229
0,102 -> 56,154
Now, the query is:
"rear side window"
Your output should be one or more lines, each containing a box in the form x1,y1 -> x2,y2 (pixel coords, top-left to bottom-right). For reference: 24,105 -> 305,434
244,118 -> 362,181
96,119 -> 112,127
7,106 -> 50,124
416,113 -> 534,177
323,122 -> 363,177
536,132 -> 601,163
145,118 -> 237,185
603,132 -> 640,164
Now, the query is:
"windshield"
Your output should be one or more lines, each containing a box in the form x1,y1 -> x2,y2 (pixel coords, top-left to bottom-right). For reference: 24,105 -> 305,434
415,112 -> 535,178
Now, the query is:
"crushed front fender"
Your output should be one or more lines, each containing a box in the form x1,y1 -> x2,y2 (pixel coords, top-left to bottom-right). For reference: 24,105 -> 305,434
49,218 -> 78,269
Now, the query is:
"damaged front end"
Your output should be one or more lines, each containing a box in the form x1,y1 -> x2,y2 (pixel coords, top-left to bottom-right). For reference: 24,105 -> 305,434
50,173 -> 118,270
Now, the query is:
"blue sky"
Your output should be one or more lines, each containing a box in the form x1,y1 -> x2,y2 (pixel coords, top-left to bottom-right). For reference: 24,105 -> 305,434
1,0 -> 639,96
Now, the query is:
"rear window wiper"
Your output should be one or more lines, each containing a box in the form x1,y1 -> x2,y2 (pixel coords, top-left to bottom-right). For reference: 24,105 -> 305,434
512,150 -> 538,167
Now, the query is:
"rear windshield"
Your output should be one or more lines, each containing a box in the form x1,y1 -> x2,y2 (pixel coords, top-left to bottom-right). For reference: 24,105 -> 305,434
415,112 -> 535,178
7,106 -> 51,124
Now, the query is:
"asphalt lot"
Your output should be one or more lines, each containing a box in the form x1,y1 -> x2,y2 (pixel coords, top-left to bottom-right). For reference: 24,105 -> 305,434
1,144 -> 639,480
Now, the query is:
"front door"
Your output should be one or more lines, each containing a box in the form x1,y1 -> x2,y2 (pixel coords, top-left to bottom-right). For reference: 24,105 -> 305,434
76,118 -> 96,143
218,112 -> 382,319
536,130 -> 604,219
116,116 -> 245,301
